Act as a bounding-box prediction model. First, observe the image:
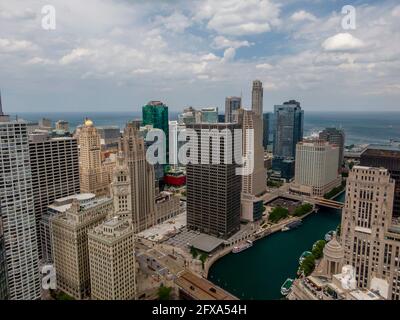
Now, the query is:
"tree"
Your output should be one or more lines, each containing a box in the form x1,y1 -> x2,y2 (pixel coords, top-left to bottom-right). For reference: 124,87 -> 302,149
312,240 -> 326,260
268,206 -> 289,223
190,246 -> 198,259
158,285 -> 172,300
199,253 -> 208,269
293,203 -> 313,217
299,254 -> 316,276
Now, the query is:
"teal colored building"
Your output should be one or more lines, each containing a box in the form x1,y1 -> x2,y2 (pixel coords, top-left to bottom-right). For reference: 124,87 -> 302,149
142,100 -> 169,163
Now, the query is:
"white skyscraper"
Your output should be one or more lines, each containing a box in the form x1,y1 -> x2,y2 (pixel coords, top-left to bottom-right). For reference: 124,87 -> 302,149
0,96 -> 41,299
290,140 -> 341,197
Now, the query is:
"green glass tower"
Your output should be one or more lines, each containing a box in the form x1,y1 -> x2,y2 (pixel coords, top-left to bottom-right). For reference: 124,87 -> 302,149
142,100 -> 169,162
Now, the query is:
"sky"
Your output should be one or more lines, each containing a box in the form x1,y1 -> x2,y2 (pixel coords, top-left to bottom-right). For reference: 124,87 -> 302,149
1,0 -> 400,113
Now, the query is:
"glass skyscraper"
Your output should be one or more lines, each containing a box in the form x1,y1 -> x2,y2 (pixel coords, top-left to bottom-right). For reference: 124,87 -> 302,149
142,101 -> 169,162
273,100 -> 304,158
263,112 -> 273,150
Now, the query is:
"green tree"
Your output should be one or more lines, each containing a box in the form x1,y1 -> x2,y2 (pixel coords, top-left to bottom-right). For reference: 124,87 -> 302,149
268,206 -> 289,223
190,246 -> 198,259
312,240 -> 326,260
199,252 -> 208,269
158,285 -> 172,300
299,254 -> 316,276
293,203 -> 313,217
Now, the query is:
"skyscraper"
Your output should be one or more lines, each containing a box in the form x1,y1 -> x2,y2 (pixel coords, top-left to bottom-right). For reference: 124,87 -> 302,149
51,196 -> 112,299
290,140 -> 341,197
360,143 -> 400,218
201,107 -> 218,123
273,100 -> 304,158
341,166 -> 400,299
0,210 -> 8,300
251,80 -> 263,117
225,97 -> 241,123
186,123 -> 242,239
142,101 -> 169,160
319,128 -> 345,170
0,101 -> 41,299
263,113 -> 273,150
29,132 -> 80,258
239,110 -> 266,221
78,119 -> 108,196
88,216 -> 136,300
113,122 -> 156,232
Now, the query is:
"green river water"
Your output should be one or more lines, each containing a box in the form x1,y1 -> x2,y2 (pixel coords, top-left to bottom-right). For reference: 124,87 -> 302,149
208,193 -> 345,300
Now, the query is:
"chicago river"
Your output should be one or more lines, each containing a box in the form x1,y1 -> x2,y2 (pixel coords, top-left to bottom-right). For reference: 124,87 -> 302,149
208,193 -> 345,300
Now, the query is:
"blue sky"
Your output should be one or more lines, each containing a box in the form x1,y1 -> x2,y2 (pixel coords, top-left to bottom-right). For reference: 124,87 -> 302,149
1,0 -> 400,112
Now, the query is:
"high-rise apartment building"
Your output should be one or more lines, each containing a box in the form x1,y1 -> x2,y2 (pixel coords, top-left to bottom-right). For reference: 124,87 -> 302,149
341,166 -> 400,300
29,132 -> 80,258
186,123 -> 242,239
273,100 -> 304,158
251,80 -> 263,117
51,196 -> 112,299
225,97 -> 241,123
0,103 -> 41,299
201,107 -> 218,123
112,122 -> 156,232
78,119 -> 108,196
88,216 -> 136,300
0,212 -> 8,300
290,140 -> 341,197
360,144 -> 400,218
319,128 -> 345,170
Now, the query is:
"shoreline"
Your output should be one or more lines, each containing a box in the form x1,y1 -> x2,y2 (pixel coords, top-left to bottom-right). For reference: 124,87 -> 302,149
204,207 -> 317,279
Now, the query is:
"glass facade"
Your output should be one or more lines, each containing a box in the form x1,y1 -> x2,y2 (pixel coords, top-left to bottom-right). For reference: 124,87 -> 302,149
142,101 -> 169,162
273,101 -> 304,158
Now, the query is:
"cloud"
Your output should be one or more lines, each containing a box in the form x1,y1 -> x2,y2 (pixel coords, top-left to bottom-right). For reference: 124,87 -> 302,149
0,38 -> 36,53
156,12 -> 192,33
322,33 -> 365,52
212,36 -> 252,49
222,47 -> 236,62
290,10 -> 317,22
195,0 -> 281,36
60,48 -> 94,65
392,5 -> 400,17
256,63 -> 273,70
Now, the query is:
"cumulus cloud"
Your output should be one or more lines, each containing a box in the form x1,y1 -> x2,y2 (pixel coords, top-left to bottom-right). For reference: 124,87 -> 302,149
256,63 -> 274,70
195,0 -> 281,36
222,48 -> 236,62
322,33 -> 365,52
60,48 -> 94,65
290,10 -> 317,22
156,12 -> 192,33
0,38 -> 36,53
212,36 -> 252,49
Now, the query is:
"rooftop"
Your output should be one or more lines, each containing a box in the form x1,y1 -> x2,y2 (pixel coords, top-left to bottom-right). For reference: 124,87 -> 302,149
189,234 -> 225,253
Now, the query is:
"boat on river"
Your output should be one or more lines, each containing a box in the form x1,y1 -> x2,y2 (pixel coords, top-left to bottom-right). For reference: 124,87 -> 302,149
281,278 -> 294,296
